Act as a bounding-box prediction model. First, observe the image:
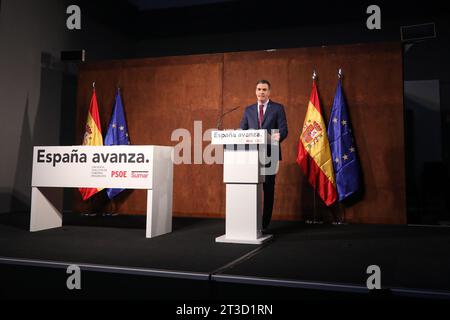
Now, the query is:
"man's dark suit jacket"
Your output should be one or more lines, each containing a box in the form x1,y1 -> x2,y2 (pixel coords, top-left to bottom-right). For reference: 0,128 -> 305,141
240,100 -> 288,160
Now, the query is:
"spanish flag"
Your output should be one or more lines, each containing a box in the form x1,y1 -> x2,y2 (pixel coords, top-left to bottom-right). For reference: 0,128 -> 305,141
296,80 -> 337,206
79,88 -> 103,201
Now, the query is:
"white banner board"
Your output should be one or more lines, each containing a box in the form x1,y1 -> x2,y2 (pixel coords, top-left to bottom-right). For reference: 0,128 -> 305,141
211,130 -> 267,145
32,145 -> 161,189
30,145 -> 174,238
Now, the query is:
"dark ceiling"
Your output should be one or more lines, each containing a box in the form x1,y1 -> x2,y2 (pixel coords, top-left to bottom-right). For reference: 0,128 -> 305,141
127,0 -> 235,11
77,0 -> 450,39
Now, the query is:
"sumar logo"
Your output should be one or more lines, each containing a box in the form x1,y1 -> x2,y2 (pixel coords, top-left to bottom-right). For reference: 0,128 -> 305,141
131,171 -> 149,178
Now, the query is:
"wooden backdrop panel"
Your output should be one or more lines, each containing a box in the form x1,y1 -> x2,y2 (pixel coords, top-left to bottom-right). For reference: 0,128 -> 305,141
74,43 -> 406,224
74,55 -> 225,217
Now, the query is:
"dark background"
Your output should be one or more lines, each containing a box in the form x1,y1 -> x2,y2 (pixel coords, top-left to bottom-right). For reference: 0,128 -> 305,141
1,0 -> 449,224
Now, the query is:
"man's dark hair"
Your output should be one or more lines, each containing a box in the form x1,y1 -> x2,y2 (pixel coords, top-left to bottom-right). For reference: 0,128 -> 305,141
256,79 -> 271,90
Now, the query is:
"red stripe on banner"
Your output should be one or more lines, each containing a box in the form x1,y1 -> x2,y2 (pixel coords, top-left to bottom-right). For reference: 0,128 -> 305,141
296,140 -> 337,206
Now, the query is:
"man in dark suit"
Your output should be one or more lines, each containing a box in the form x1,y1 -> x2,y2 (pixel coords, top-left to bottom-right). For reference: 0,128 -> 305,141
240,80 -> 288,230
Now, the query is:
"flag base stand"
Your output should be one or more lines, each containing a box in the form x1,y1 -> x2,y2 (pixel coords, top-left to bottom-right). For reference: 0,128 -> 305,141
332,221 -> 348,225
307,190 -> 324,225
81,196 -> 100,217
82,213 -> 98,217
102,212 -> 119,217
332,203 -> 347,225
305,220 -> 323,225
104,198 -> 119,217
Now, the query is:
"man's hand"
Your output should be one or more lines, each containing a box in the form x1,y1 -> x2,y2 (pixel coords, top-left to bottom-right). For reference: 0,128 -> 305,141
271,132 -> 280,142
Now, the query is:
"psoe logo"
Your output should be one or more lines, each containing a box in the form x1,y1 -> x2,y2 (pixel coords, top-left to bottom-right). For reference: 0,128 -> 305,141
131,171 -> 149,178
111,170 -> 128,178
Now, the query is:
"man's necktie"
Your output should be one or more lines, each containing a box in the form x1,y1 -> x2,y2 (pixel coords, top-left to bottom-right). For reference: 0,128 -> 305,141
259,104 -> 264,128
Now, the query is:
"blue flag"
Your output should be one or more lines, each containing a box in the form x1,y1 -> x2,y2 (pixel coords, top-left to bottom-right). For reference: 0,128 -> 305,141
105,89 -> 130,199
327,79 -> 361,201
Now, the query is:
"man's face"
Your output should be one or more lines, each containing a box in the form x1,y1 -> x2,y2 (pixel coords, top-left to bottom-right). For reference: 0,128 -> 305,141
256,83 -> 270,103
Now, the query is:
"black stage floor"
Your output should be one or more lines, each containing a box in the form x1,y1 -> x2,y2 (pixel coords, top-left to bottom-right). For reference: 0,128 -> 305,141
1,212 -> 450,302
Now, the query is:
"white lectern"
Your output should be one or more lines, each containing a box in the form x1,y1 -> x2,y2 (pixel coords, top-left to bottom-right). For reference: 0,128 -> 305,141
30,145 -> 173,238
212,130 -> 273,244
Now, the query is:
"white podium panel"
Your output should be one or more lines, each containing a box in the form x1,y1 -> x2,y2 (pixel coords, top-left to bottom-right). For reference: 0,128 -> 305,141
30,145 -> 173,238
223,148 -> 263,184
212,130 -> 273,245
215,184 -> 271,244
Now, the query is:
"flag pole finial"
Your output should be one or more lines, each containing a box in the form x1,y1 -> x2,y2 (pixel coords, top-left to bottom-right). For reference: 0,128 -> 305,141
338,68 -> 343,79
92,82 -> 95,89
312,70 -> 317,80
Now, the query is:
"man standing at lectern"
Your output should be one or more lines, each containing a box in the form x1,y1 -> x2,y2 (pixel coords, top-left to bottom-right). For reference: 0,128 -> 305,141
240,80 -> 288,230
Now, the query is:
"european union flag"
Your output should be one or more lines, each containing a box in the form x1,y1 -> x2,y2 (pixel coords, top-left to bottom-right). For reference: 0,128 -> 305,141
327,79 -> 361,201
105,89 -> 130,199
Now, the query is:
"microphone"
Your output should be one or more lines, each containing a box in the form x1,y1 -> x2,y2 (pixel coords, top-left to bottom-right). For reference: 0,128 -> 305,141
216,106 -> 241,130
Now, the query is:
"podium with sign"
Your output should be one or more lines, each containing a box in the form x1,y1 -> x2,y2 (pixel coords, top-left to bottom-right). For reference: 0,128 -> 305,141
212,129 -> 273,244
30,145 -> 173,238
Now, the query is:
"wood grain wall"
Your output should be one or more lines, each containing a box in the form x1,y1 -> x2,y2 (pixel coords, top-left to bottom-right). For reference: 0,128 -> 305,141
74,42 -> 406,224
